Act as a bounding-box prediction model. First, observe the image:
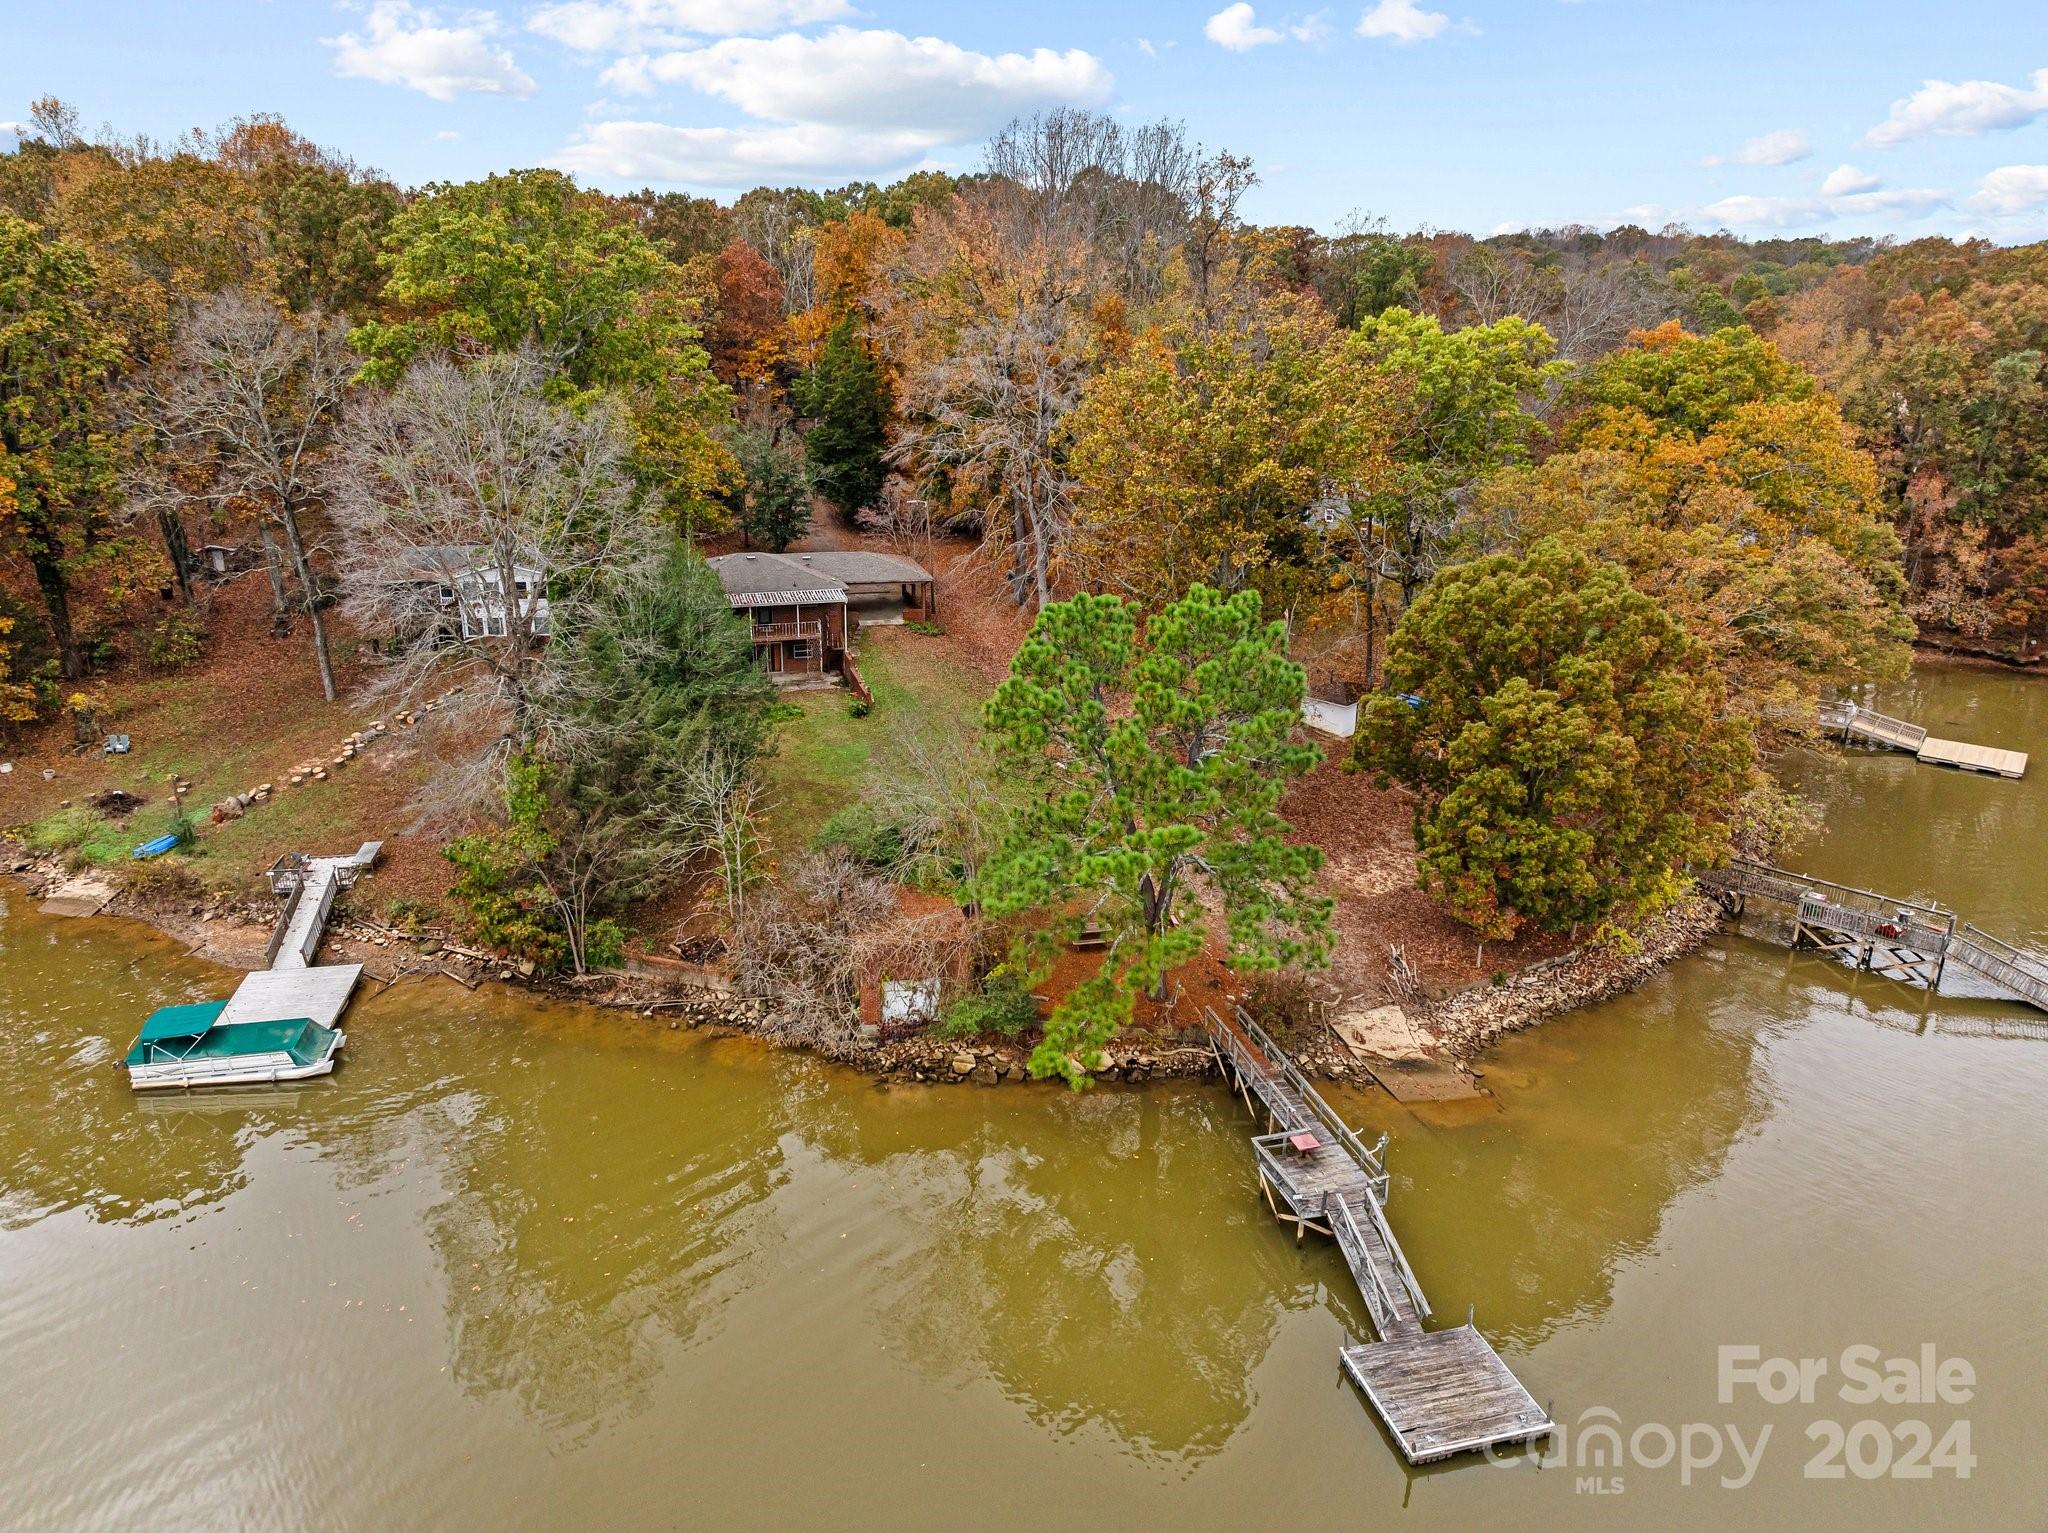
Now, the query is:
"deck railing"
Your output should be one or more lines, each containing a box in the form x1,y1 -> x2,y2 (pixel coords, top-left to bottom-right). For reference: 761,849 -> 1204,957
751,619 -> 822,643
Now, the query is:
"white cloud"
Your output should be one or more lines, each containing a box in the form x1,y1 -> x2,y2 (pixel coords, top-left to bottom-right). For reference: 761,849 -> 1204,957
1831,186 -> 1949,217
1207,4 -> 1282,50
551,120 -> 937,185
1703,129 -> 1812,167
1204,4 -> 1329,50
0,121 -> 28,140
1705,175 -> 1947,230
326,2 -> 535,100
562,26 -> 1114,185
1970,164 -> 2048,215
1819,163 -> 1878,196
598,27 -> 1113,138
1356,0 -> 1448,44
1863,68 -> 2048,148
434,128 -> 464,141
527,0 -> 850,53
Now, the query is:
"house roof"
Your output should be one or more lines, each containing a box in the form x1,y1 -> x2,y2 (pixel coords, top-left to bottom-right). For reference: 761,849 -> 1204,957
708,550 -> 932,605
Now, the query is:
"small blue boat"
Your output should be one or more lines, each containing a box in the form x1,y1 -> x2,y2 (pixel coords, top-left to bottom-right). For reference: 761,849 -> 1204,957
132,834 -> 181,860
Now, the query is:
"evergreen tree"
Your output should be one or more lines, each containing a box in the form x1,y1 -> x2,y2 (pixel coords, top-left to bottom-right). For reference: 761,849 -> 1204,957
980,583 -> 1330,1086
1355,538 -> 1752,942
732,427 -> 812,552
794,317 -> 888,520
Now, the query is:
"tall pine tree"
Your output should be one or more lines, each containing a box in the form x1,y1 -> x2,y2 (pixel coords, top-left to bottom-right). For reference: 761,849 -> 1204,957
794,317 -> 888,521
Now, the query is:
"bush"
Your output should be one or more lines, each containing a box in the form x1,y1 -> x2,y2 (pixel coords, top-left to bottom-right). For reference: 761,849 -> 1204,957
124,859 -> 207,903
931,969 -> 1040,1041
582,917 -> 628,970
1239,968 -> 1324,1043
812,801 -> 904,870
847,696 -> 872,719
145,611 -> 207,671
383,895 -> 442,933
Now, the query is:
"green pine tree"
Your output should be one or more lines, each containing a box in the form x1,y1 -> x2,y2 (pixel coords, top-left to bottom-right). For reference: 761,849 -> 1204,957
793,317 -> 889,520
979,583 -> 1331,1086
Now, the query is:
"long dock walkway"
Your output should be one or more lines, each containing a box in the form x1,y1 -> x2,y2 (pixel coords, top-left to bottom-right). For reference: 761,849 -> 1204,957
1702,858 -> 2048,1014
1819,700 -> 2028,778
1204,1007 -> 1551,1463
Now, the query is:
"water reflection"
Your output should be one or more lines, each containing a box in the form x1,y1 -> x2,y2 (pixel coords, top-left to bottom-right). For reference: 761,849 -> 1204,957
0,892 -> 257,1229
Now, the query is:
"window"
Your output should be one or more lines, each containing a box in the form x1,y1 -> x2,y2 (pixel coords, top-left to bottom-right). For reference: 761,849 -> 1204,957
789,639 -> 812,660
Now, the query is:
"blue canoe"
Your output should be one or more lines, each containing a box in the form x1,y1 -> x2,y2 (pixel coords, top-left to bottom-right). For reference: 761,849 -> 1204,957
133,834 -> 181,860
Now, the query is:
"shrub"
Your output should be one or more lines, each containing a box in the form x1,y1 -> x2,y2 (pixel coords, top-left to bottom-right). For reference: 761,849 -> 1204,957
1239,967 -> 1324,1043
847,695 -> 872,719
582,917 -> 629,970
383,895 -> 442,933
812,801 -> 904,870
145,611 -> 207,671
931,969 -> 1040,1041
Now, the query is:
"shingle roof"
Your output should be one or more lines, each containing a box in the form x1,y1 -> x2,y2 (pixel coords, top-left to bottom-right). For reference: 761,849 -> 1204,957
708,549 -> 931,602
708,552 -> 846,603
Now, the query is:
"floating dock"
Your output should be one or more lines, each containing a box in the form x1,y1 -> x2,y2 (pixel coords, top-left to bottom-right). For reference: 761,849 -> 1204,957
1820,700 -> 2027,778
1204,1007 -> 1552,1463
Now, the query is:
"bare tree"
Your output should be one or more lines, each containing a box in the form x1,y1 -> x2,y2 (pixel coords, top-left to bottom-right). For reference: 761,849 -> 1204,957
327,349 -> 659,800
733,849 -> 898,1046
154,290 -> 353,700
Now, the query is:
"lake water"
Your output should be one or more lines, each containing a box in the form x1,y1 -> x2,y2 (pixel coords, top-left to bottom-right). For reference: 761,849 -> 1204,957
3,660 -> 2045,1529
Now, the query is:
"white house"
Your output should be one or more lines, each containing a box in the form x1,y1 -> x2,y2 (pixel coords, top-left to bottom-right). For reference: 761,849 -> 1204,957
406,546 -> 550,641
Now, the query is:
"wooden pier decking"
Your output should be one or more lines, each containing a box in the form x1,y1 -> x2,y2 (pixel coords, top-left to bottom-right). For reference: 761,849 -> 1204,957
1819,700 -> 2028,778
1702,858 -> 2048,1014
1205,1007 -> 1552,1463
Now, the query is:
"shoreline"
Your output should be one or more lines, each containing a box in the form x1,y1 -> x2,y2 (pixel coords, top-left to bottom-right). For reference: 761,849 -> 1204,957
3,846 -> 1723,1091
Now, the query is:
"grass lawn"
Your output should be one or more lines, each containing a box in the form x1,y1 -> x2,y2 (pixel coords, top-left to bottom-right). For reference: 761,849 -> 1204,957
758,625 -> 992,855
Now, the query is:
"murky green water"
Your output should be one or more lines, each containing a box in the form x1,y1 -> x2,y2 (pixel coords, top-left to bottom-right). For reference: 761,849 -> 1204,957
3,660 -> 2045,1530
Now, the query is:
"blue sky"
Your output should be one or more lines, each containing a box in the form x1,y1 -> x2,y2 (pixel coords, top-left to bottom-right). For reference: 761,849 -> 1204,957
5,1 -> 2048,240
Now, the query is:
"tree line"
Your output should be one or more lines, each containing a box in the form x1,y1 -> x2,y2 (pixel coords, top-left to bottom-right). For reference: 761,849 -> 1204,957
3,95 -> 2037,1071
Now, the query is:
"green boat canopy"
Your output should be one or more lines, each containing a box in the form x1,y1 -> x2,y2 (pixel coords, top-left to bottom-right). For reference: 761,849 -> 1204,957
137,1000 -> 230,1042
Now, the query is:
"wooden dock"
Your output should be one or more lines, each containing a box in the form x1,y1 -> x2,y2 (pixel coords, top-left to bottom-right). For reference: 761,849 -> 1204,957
1819,700 -> 2027,778
1703,858 -> 2048,1014
1205,1007 -> 1552,1463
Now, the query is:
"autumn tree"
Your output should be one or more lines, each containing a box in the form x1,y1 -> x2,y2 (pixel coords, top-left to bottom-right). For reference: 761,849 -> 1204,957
351,169 -> 733,528
705,238 -> 784,393
793,317 -> 887,521
1525,323 -> 1913,728
980,584 -> 1329,1086
1356,540 -> 1751,942
1334,307 -> 1563,680
1067,293 -> 1391,614
0,214 -> 127,678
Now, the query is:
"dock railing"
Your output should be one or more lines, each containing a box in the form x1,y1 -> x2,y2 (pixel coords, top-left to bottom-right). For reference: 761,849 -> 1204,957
1223,1007 -> 1391,1196
1331,1196 -> 1400,1338
1953,925 -> 2048,1009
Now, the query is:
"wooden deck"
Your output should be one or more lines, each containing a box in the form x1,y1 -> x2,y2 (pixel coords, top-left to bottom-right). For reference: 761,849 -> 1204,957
1917,737 -> 2029,778
1819,700 -> 2028,778
1342,1326 -> 1554,1464
1206,1007 -> 1550,1464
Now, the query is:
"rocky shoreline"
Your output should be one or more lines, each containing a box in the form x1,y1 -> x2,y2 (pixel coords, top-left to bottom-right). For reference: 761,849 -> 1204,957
3,843 -> 1724,1090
